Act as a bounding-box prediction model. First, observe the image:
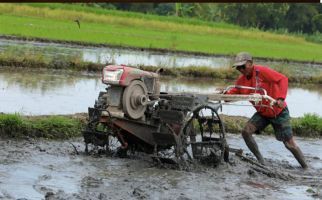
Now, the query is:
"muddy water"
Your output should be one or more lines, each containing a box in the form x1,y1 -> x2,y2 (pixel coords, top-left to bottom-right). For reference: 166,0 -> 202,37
0,135 -> 321,200
0,68 -> 321,117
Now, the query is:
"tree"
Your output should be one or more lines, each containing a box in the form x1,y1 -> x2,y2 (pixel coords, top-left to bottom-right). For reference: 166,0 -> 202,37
129,3 -> 156,14
285,4 -> 319,33
218,3 -> 289,30
189,3 -> 221,22
255,4 -> 289,30
175,3 -> 195,17
155,3 -> 175,16
312,14 -> 322,33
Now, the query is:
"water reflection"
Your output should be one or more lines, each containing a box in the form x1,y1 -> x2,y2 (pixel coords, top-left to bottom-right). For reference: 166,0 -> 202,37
0,68 -> 100,94
83,48 -> 232,68
0,68 -> 321,117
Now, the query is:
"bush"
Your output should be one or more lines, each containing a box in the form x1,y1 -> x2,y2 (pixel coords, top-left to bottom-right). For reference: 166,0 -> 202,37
292,113 -> 322,137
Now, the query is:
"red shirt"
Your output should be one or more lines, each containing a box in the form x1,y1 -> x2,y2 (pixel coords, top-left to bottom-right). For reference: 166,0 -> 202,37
226,64 -> 288,118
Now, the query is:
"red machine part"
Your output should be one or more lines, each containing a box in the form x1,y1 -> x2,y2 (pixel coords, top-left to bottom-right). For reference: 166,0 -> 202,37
102,65 -> 158,86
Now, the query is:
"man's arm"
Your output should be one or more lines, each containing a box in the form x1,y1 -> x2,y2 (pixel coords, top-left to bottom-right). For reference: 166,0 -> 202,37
224,77 -> 243,95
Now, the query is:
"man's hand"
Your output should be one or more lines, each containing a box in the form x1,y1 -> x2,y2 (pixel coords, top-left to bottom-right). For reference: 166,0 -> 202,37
276,98 -> 284,108
215,87 -> 226,94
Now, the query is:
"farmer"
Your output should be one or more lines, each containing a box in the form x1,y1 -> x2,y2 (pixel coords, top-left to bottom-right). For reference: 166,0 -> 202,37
224,52 -> 308,169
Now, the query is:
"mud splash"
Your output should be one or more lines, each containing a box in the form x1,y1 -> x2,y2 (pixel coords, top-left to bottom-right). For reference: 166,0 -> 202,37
0,134 -> 321,200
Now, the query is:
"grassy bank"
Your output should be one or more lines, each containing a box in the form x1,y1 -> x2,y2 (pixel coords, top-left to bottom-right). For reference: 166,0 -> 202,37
0,113 -> 84,139
0,113 -> 321,139
0,48 -> 103,72
1,4 -> 322,62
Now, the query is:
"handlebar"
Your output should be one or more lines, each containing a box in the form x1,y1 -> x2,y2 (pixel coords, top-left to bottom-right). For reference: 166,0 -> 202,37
217,85 -> 277,107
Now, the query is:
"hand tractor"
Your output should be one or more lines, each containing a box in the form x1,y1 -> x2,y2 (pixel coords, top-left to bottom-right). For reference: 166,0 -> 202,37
83,65 -> 276,167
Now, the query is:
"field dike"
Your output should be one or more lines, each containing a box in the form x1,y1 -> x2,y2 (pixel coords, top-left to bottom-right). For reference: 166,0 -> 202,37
0,113 -> 85,139
0,113 -> 321,139
1,54 -> 322,84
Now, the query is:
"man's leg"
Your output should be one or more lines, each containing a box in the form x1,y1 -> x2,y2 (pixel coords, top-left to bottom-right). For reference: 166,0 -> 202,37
242,122 -> 265,164
284,137 -> 308,169
272,107 -> 308,169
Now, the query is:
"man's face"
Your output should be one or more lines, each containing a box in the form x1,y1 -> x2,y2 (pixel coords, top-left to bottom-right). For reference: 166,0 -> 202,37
236,61 -> 252,77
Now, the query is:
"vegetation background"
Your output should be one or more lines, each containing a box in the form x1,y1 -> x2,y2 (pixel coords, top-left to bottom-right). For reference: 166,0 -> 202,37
1,3 -> 322,62
80,3 -> 322,42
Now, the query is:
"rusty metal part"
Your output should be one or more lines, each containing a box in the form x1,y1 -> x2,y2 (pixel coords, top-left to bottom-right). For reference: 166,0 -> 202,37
113,118 -> 157,145
115,128 -> 128,149
122,80 -> 148,119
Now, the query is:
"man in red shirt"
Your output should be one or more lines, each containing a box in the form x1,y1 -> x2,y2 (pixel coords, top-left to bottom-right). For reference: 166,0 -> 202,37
225,52 -> 307,168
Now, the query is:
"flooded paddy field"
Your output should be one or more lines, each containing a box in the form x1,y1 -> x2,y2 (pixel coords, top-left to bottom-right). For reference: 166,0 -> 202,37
0,134 -> 321,200
1,38 -> 322,73
0,68 -> 321,117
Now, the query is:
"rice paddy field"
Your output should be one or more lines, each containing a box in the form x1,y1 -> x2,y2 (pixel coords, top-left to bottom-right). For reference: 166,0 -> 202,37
0,3 -> 322,62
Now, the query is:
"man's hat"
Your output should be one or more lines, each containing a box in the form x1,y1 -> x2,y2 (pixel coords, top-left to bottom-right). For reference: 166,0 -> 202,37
232,52 -> 252,67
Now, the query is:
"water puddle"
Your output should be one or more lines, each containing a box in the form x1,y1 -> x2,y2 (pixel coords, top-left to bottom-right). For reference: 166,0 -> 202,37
282,186 -> 317,200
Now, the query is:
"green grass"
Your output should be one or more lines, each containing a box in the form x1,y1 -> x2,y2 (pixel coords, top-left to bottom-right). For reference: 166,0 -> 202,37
0,113 -> 320,139
0,46 -> 102,71
0,4 -> 322,62
0,113 -> 84,139
292,114 -> 322,137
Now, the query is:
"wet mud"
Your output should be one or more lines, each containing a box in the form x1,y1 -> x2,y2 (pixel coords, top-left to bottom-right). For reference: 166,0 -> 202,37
0,134 -> 321,200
